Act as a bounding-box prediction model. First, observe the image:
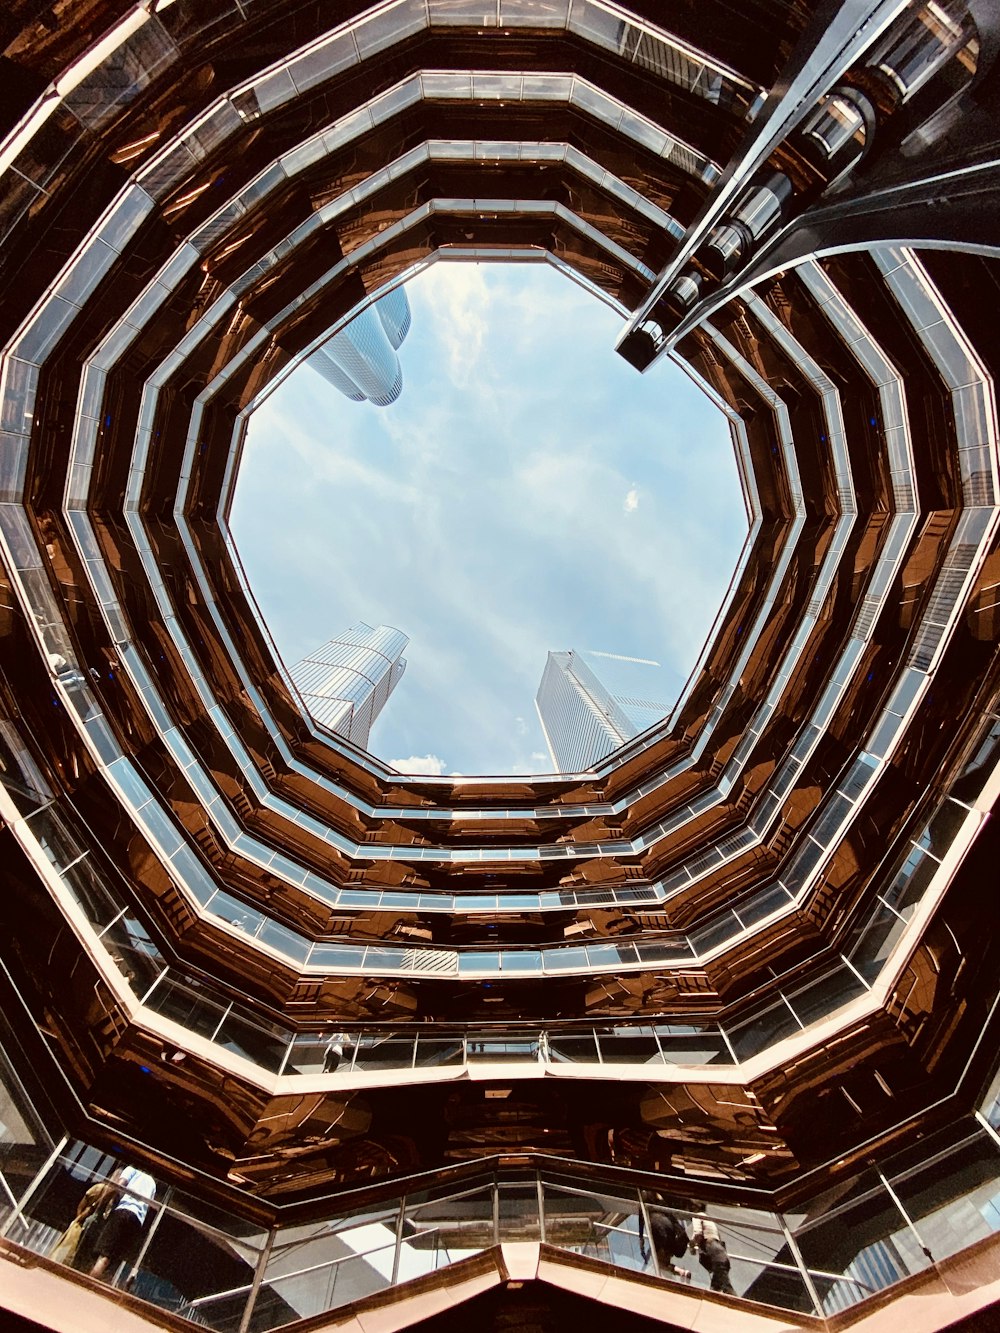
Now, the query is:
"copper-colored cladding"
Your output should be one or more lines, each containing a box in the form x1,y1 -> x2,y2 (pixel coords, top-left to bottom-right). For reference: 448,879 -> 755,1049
0,0 -> 999,1241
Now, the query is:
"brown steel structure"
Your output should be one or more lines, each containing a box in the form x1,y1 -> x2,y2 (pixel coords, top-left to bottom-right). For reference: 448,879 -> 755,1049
0,1 -> 1000,1329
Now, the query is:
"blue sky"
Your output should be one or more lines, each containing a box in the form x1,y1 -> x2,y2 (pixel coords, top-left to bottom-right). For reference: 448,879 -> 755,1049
230,262 -> 746,775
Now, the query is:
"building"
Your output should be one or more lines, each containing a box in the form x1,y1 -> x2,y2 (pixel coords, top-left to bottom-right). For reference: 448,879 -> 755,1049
1,3 -> 1000,1332
289,622 -> 408,748
306,287 -> 412,406
536,649 -> 674,770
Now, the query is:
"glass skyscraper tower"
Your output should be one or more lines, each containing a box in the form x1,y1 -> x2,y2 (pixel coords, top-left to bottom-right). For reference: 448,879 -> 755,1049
306,288 -> 411,406
289,622 -> 408,748
535,649 -> 674,771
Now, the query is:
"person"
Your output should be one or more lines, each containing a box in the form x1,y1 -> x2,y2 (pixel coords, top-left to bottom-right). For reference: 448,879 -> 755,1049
639,1200 -> 691,1282
323,1031 -> 349,1072
88,1164 -> 157,1284
51,1179 -> 116,1268
690,1203 -> 735,1295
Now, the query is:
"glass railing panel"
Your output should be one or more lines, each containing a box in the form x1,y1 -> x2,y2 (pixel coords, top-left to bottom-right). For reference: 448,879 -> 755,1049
777,837 -> 826,895
865,709 -> 903,760
720,1248 -> 815,1312
652,1026 -> 731,1066
214,1010 -> 288,1074
633,938 -> 689,964
144,975 -> 229,1041
413,1036 -> 466,1068
749,791 -> 783,837
727,999 -> 799,1061
8,1148 -> 161,1287
594,1027 -> 662,1065
456,949 -> 498,981
283,1033 -> 331,1076
466,1034 -> 540,1062
980,1059 -> 1000,1130
844,902 -> 908,984
165,844 -> 215,907
128,1198 -> 263,1330
100,916 -> 166,998
886,1128 -> 1000,1266
61,855 -> 123,933
208,891 -> 264,937
544,1180 -> 643,1268
306,943 -> 367,970
498,1180 -> 542,1242
784,1168 -> 924,1315
397,1183 -> 493,1279
501,0 -> 570,26
881,842 -> 938,916
546,1031 -> 600,1063
22,804 -> 86,870
566,0 -> 621,46
64,16 -> 178,132
350,1035 -> 417,1072
683,1203 -> 813,1312
784,964 -> 867,1027
885,667 -> 926,717
688,911 -> 742,956
0,719 -> 51,813
500,950 -> 543,975
0,430 -> 29,507
255,918 -> 310,964
951,713 -> 1000,805
638,1196 -> 696,1281
808,792 -> 855,848
735,883 -> 794,930
400,1189 -> 493,1258
0,1022 -> 53,1229
924,796 -> 973,859
258,1205 -> 400,1328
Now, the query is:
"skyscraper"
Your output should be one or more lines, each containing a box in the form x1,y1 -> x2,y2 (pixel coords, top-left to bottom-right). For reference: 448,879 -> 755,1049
306,288 -> 412,406
2,3 -> 1000,1331
289,622 -> 408,749
535,649 -> 674,771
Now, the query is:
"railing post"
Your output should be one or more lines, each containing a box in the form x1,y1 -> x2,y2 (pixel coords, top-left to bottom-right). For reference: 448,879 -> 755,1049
392,1193 -> 407,1286
123,1185 -> 170,1291
238,1224 -> 275,1333
277,1032 -> 293,1076
975,1108 -> 1000,1152
777,1210 -> 824,1316
637,1188 -> 659,1278
0,1134 -> 68,1241
875,1164 -> 934,1266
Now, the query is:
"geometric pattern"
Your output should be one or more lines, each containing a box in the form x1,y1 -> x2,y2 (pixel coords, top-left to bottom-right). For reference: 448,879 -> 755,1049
0,1 -> 999,1328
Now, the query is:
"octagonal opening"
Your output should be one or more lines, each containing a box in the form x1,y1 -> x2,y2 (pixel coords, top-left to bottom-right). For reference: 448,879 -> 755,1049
229,262 -> 747,775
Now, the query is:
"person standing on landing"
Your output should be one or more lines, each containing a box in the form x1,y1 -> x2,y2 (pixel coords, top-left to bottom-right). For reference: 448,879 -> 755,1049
89,1164 -> 157,1285
690,1203 -> 735,1295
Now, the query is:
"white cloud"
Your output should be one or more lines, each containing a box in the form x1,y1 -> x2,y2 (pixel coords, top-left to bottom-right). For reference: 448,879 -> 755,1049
421,263 -> 491,386
388,753 -> 447,775
234,263 -> 745,775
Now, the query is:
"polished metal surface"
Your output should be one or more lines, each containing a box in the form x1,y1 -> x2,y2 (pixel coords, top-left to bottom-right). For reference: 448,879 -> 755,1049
0,2 -> 999,1328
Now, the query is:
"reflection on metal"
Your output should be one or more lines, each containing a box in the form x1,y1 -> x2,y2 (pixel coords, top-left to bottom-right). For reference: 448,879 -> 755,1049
0,1 -> 999,1329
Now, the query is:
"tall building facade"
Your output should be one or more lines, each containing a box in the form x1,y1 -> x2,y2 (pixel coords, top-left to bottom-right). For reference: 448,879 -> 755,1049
307,288 -> 412,406
289,622 -> 408,748
1,3 -> 1000,1332
536,649 -> 673,771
